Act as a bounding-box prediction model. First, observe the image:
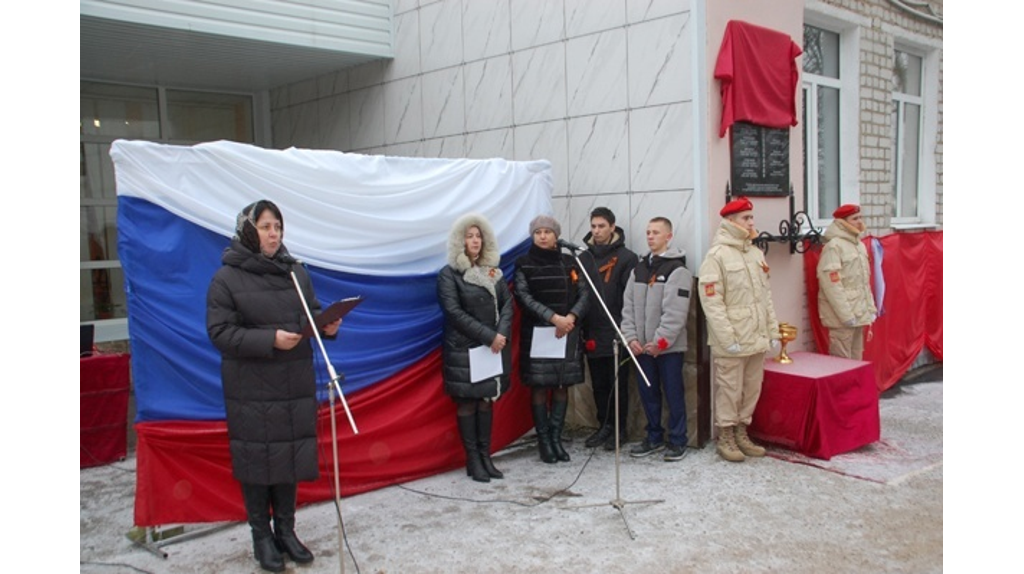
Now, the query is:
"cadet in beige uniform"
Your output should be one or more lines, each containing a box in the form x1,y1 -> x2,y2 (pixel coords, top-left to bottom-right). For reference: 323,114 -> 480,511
816,204 -> 877,360
697,197 -> 780,463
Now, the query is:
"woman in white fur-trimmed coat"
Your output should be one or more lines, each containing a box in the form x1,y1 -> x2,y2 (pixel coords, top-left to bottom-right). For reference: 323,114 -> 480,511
436,213 -> 513,482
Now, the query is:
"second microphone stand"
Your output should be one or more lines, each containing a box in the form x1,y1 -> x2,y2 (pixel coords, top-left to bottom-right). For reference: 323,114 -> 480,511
290,270 -> 358,574
561,242 -> 663,540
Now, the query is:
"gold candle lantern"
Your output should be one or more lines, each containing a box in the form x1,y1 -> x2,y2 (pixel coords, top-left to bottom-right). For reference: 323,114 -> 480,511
775,323 -> 798,363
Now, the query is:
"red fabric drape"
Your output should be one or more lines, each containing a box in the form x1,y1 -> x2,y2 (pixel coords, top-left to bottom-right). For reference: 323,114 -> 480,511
81,353 -> 131,468
803,231 -> 943,392
714,20 -> 803,137
134,334 -> 533,526
750,352 -> 880,460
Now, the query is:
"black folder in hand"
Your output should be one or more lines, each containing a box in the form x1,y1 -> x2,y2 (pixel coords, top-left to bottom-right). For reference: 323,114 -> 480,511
301,296 -> 363,337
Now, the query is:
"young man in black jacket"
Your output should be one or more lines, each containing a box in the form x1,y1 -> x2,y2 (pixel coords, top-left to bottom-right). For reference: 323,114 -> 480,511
579,207 -> 639,450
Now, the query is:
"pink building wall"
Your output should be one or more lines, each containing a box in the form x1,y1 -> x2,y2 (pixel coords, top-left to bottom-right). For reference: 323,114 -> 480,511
703,0 -> 814,352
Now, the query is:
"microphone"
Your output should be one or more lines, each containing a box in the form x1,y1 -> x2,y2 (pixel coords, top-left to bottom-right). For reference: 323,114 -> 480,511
278,253 -> 303,266
557,238 -> 584,252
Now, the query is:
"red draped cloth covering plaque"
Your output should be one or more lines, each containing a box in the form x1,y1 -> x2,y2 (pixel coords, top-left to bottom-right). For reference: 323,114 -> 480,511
81,353 -> 131,468
749,351 -> 880,460
714,20 -> 803,137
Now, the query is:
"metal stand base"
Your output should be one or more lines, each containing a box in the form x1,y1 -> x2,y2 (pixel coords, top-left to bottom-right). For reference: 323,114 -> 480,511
565,345 -> 663,540
127,523 -> 235,559
571,495 -> 665,540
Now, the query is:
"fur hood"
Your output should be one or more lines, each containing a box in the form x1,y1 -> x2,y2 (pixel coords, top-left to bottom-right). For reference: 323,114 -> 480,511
447,212 -> 501,272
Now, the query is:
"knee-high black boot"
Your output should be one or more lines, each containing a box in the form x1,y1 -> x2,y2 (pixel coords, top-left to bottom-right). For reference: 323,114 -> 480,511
269,483 -> 314,564
549,399 -> 571,462
531,402 -> 557,464
457,413 -> 490,482
476,408 -> 504,479
241,483 -> 285,573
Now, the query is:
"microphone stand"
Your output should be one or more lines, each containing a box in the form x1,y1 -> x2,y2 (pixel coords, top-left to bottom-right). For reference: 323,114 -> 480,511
560,243 -> 663,540
289,269 -> 358,574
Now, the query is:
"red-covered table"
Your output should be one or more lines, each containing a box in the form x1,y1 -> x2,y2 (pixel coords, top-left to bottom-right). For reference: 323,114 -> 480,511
749,351 -> 879,460
80,352 -> 130,468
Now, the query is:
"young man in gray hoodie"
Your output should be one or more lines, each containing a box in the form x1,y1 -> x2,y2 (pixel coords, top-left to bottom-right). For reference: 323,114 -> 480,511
620,217 -> 692,462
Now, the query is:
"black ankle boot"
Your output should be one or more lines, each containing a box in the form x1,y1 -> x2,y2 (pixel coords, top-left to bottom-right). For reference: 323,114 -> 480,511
604,428 -> 628,451
457,414 -> 490,482
585,423 -> 613,448
275,531 -> 314,564
476,409 -> 504,479
270,483 -> 314,564
549,399 -> 570,462
531,403 -> 557,463
253,535 -> 286,572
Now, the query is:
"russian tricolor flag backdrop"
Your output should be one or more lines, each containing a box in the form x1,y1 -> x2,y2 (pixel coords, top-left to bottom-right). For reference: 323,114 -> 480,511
111,140 -> 551,526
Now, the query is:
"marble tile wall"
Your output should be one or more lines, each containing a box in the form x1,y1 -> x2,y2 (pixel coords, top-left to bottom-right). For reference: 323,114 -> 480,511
271,0 -> 698,261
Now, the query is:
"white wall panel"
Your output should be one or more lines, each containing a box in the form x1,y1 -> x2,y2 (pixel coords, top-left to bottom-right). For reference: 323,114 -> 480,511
82,0 -> 393,55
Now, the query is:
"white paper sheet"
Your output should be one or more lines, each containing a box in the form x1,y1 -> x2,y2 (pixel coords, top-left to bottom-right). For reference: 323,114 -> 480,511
469,345 -> 504,383
530,326 -> 567,359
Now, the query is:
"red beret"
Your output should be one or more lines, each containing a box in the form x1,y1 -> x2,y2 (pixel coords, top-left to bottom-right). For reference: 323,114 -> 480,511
832,204 -> 860,219
720,197 -> 754,217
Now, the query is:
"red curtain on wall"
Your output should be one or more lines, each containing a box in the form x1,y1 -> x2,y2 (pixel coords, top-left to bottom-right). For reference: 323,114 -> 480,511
803,231 -> 942,392
714,19 -> 803,137
133,346 -> 534,527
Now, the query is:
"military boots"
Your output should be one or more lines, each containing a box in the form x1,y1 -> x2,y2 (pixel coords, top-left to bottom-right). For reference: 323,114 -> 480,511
716,426 -> 745,463
735,423 -> 766,457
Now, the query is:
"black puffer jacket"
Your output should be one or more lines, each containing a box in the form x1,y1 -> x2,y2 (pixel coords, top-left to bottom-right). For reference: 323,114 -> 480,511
579,227 -> 639,357
436,214 -> 513,400
514,244 -> 590,387
206,240 -> 322,485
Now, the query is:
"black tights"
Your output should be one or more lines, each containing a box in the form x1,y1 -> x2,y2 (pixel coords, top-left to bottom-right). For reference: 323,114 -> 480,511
456,398 -> 492,417
532,386 -> 567,406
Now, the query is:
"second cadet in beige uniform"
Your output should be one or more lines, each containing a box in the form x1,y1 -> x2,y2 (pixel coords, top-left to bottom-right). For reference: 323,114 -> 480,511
816,203 -> 877,360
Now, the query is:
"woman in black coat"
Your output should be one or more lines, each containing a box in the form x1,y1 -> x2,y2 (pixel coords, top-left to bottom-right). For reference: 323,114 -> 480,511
436,213 -> 513,482
515,215 -> 590,463
206,200 -> 340,573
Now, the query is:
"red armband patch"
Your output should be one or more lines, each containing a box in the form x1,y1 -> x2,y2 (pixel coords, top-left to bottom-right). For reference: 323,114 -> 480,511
704,283 -> 716,297
829,271 -> 841,283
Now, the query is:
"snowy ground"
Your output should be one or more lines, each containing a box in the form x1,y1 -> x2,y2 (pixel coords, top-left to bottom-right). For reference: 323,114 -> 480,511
80,380 -> 942,574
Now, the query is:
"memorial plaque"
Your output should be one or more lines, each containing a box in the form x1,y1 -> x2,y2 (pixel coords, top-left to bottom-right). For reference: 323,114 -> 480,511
730,122 -> 790,197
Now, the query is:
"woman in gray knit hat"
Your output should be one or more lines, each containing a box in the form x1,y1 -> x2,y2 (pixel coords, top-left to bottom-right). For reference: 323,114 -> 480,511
514,214 -> 590,463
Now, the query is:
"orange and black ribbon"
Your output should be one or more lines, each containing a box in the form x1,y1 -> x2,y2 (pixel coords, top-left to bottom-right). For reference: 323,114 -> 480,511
598,256 -> 618,283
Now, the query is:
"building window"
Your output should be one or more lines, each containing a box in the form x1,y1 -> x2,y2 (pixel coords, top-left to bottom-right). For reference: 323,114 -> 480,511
801,25 -> 841,221
166,90 -> 253,143
79,81 -> 255,340
891,49 -> 924,220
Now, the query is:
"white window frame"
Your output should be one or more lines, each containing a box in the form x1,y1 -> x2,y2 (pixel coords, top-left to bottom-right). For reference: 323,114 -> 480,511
802,8 -> 862,227
890,35 -> 940,228
802,62 -> 842,220
80,82 -> 271,342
